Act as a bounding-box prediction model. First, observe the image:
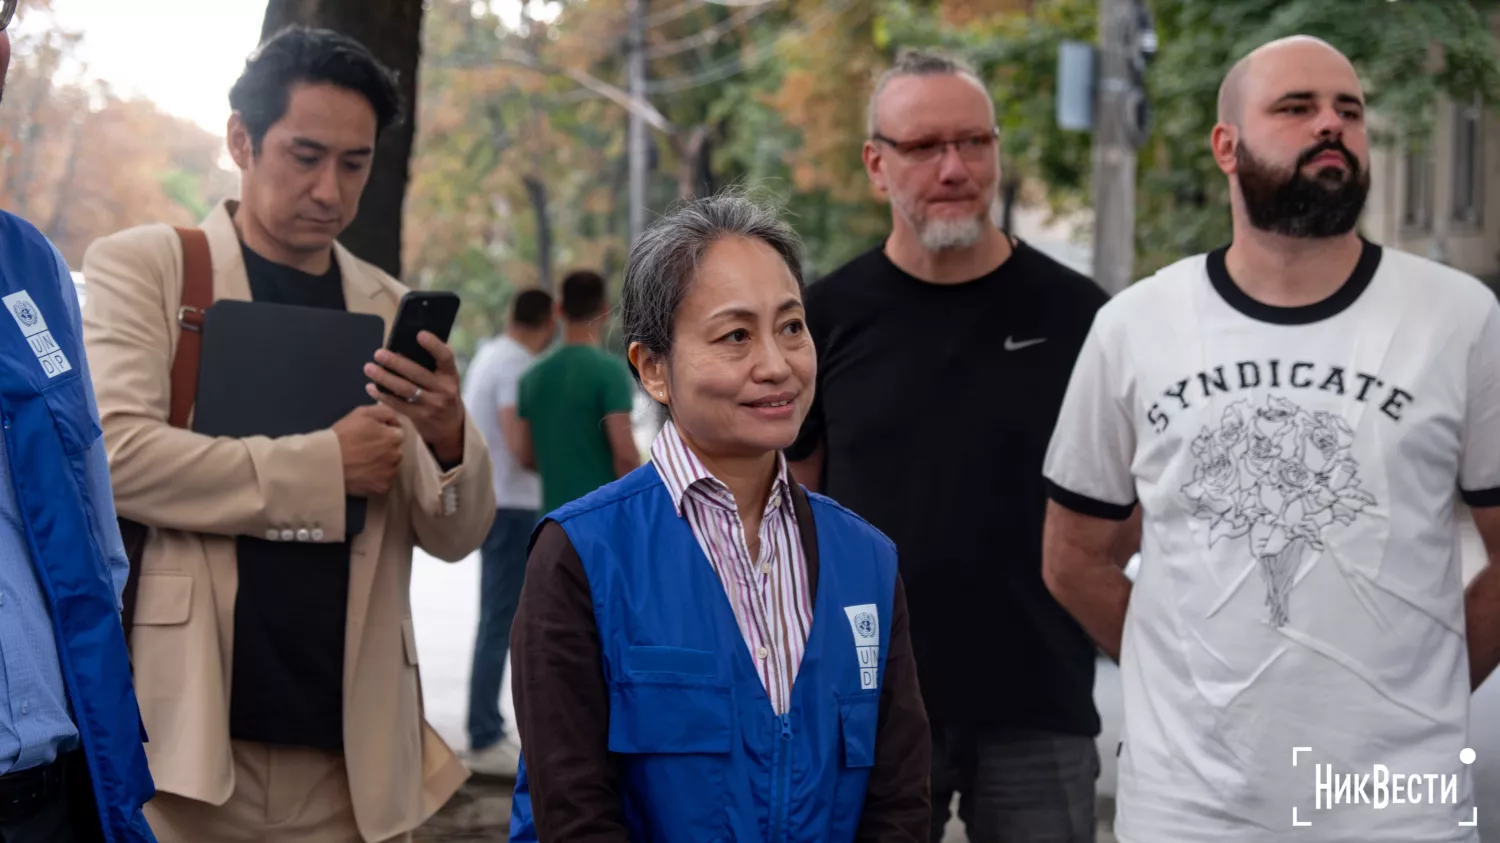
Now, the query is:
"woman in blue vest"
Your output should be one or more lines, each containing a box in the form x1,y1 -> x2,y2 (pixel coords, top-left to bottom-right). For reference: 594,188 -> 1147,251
507,193 -> 930,841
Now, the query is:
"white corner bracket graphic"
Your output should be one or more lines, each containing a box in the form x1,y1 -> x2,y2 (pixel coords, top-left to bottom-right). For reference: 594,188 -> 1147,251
1459,807 -> 1478,828
1292,807 -> 1311,827
1293,747 -> 1312,767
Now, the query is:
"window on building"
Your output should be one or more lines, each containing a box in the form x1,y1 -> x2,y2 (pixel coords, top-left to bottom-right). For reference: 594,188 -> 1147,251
1453,97 -> 1485,228
1403,144 -> 1433,232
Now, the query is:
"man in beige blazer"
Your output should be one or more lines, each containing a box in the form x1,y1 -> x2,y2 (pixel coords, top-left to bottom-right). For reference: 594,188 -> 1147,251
79,27 -> 494,843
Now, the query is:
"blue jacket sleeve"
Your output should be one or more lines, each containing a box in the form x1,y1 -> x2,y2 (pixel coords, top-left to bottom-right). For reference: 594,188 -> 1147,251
51,245 -> 129,607
509,755 -> 539,842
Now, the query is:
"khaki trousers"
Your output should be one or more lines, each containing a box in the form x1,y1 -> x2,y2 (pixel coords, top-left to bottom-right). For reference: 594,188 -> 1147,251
144,741 -> 411,843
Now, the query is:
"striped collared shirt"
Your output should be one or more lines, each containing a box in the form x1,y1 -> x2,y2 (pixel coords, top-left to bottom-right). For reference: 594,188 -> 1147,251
650,420 -> 813,715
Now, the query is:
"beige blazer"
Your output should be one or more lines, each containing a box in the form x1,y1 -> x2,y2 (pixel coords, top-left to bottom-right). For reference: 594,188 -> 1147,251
80,200 -> 496,842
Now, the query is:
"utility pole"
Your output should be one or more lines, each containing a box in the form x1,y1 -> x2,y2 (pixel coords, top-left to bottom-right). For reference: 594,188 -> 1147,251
627,0 -> 649,246
1088,0 -> 1152,295
1089,0 -> 1134,295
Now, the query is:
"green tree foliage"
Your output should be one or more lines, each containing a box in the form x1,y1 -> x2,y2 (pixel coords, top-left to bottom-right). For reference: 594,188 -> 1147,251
407,0 -> 1500,350
1132,0 -> 1500,273
857,0 -> 1500,273
892,0 -> 1500,274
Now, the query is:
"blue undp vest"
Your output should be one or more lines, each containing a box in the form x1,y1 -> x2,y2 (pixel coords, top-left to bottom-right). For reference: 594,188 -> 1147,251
0,212 -> 155,842
510,465 -> 897,842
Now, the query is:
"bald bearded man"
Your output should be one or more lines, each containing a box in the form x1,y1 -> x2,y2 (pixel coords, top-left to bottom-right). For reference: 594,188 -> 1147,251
1042,36 -> 1500,843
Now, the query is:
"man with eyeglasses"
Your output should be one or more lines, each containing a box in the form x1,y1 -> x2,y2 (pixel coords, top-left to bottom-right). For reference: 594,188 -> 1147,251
787,48 -> 1119,842
0,1 -> 157,841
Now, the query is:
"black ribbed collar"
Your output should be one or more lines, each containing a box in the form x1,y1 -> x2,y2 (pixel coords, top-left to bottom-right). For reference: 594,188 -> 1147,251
1207,238 -> 1382,325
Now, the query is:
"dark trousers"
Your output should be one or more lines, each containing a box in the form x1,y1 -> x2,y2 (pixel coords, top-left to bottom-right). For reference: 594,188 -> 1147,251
466,507 -> 537,750
0,751 -> 104,843
931,724 -> 1100,843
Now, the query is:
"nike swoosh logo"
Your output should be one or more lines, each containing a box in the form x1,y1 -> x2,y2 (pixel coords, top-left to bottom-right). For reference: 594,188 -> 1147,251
1004,336 -> 1048,351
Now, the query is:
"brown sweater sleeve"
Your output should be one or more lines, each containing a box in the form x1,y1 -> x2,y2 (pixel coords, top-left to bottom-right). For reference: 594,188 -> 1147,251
511,520 -> 630,841
855,574 -> 933,842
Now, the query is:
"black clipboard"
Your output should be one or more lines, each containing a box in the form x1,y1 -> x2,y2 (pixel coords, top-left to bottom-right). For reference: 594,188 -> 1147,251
191,300 -> 385,535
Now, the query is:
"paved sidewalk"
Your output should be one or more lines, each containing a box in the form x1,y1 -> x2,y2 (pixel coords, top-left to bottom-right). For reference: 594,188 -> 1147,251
415,778 -> 514,842
937,796 -> 1116,842
415,780 -> 1119,841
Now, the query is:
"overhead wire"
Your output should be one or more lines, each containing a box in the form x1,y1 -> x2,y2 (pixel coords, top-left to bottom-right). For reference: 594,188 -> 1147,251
645,0 -> 706,27
427,0 -> 858,101
645,3 -> 773,59
644,0 -> 858,94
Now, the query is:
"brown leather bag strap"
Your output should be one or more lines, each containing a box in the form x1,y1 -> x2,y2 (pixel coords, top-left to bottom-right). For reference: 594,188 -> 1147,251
168,227 -> 212,428
121,227 -> 213,650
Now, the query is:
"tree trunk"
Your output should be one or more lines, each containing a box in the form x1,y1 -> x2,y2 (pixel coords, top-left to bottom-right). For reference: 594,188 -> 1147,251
7,40 -> 64,219
1000,175 -> 1019,234
42,116 -> 85,245
601,156 -> 630,283
517,0 -> 552,290
694,130 -> 716,200
259,0 -> 425,279
674,125 -> 711,202
522,174 -> 553,291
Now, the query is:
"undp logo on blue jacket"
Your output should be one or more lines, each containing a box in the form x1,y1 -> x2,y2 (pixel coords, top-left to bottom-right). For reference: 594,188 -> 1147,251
12,299 -> 37,328
844,604 -> 880,690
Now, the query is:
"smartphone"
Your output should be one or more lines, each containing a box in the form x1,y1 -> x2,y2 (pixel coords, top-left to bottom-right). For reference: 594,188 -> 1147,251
379,291 -> 460,393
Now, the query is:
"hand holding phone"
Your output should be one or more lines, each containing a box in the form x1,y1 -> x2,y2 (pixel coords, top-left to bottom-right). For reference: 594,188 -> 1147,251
363,291 -> 466,464
378,291 -> 460,391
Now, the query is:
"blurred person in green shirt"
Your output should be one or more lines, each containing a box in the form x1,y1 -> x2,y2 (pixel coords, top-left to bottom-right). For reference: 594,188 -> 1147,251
516,270 -> 641,513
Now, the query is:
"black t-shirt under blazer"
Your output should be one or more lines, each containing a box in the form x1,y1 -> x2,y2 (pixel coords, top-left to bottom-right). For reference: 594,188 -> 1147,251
229,243 -> 351,751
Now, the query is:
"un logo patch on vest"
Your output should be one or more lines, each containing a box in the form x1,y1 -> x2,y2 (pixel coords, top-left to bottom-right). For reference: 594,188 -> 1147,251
3,291 -> 71,378
844,604 -> 880,690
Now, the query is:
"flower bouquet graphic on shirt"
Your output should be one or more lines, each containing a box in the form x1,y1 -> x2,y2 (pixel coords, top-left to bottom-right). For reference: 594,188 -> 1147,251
1181,396 -> 1377,627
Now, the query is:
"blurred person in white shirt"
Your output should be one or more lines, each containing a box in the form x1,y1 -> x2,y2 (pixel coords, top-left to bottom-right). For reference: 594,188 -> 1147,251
461,288 -> 556,776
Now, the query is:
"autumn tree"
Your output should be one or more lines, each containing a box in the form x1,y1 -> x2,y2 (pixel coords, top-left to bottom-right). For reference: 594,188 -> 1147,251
718,0 -> 891,277
0,5 -> 235,266
260,0 -> 426,278
401,0 -> 1500,360
405,0 -> 803,356
405,0 -> 630,356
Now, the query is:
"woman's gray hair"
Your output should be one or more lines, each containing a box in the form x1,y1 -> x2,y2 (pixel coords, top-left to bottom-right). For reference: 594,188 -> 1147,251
622,191 -> 804,380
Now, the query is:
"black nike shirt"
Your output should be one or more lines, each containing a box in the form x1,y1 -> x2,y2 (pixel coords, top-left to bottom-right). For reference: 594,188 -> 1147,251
787,239 -> 1111,733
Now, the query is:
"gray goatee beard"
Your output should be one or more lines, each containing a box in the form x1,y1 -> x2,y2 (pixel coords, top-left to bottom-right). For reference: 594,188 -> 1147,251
894,192 -> 988,253
917,217 -> 984,252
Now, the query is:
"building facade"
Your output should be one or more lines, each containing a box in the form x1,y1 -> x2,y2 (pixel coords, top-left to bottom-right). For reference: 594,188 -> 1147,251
1364,92 -> 1500,286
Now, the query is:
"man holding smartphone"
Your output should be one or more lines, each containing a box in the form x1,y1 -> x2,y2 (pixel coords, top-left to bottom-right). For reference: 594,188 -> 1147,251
80,27 -> 495,843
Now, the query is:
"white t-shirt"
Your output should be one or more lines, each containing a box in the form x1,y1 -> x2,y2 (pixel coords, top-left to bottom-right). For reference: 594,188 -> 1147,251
1044,241 -> 1500,843
463,334 -> 540,510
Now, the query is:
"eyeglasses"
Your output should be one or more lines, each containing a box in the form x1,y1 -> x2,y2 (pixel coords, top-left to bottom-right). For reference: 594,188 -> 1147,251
0,0 -> 17,32
870,126 -> 999,163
